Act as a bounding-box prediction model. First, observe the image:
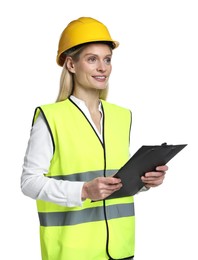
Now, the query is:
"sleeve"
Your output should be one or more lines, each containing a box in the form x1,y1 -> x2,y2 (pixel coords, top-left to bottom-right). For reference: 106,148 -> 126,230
21,113 -> 84,207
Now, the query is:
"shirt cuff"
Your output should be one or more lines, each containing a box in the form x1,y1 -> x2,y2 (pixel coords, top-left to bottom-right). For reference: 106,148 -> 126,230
65,181 -> 85,207
138,186 -> 150,193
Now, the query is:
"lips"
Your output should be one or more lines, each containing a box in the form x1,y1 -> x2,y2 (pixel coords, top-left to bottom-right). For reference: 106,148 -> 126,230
92,76 -> 107,81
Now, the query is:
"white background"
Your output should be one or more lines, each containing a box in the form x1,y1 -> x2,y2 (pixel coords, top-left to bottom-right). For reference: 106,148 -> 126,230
0,0 -> 197,259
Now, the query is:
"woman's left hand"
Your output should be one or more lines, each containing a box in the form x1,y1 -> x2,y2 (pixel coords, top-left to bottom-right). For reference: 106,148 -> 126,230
141,165 -> 168,188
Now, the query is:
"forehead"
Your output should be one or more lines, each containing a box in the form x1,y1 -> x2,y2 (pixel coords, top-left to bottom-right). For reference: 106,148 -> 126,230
80,43 -> 112,56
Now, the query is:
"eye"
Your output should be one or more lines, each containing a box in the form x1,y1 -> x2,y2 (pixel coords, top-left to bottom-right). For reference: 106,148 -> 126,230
104,57 -> 111,65
87,56 -> 97,63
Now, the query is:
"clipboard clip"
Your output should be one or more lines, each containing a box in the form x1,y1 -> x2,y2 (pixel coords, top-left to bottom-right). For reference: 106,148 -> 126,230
161,142 -> 167,146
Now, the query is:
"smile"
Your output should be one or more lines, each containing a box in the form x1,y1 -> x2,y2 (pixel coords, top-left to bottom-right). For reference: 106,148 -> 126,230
93,76 -> 107,80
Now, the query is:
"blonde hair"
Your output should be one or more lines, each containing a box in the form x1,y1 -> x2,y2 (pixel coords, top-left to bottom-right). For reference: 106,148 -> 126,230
56,43 -> 111,102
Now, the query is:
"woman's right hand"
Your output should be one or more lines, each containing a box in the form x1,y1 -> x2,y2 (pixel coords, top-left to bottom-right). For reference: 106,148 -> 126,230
82,177 -> 122,201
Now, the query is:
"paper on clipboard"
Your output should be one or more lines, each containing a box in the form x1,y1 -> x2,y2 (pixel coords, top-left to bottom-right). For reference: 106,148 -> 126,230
107,143 -> 187,199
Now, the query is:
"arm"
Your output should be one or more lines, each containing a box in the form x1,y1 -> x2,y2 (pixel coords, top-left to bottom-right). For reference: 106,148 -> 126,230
21,114 -> 84,207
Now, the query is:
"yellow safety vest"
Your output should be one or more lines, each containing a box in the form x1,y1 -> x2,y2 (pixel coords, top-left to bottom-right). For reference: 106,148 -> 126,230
33,98 -> 135,260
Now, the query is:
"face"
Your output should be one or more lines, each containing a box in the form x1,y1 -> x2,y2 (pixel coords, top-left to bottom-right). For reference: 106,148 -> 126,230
69,43 -> 112,94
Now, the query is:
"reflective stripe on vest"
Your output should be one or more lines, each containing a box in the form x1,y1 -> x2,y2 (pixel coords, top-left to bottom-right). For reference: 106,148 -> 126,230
33,98 -> 135,260
47,169 -> 117,181
39,202 -> 135,226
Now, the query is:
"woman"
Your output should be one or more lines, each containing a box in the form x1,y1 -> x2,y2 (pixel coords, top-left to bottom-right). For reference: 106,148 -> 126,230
21,17 -> 167,260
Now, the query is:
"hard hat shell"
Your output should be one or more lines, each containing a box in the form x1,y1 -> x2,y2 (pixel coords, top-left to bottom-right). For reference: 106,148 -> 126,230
56,17 -> 119,66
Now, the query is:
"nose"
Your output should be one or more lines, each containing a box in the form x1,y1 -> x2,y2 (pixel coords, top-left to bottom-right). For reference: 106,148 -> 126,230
96,61 -> 106,72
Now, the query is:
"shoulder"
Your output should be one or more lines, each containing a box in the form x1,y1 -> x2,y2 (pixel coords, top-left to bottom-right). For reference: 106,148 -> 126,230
32,99 -> 70,125
101,100 -> 132,125
40,99 -> 69,112
101,100 -> 131,114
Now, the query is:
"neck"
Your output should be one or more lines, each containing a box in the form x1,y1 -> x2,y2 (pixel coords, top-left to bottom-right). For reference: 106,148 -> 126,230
72,89 -> 100,113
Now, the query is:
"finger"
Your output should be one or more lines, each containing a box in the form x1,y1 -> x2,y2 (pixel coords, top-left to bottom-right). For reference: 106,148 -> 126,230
106,177 -> 122,184
142,174 -> 165,181
144,171 -> 165,178
156,165 -> 168,171
142,177 -> 164,184
104,182 -> 123,191
97,184 -> 122,200
142,175 -> 165,186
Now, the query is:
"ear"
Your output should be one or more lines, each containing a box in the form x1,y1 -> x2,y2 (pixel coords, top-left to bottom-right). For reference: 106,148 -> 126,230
65,57 -> 75,73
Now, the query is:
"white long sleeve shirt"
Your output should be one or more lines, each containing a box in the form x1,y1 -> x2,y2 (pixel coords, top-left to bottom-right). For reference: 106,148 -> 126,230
21,96 -> 104,207
21,96 -> 146,207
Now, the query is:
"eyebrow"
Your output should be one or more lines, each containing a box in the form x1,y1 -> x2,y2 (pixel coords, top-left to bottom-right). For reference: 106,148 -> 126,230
84,53 -> 112,57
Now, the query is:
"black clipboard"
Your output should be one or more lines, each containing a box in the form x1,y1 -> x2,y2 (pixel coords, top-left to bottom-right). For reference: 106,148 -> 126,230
107,143 -> 187,199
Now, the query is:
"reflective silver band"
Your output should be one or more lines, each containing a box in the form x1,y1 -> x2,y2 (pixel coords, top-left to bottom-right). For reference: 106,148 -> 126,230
46,169 -> 118,181
39,203 -> 134,227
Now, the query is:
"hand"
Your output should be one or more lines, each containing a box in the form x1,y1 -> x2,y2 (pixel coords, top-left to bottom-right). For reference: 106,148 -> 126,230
82,177 -> 122,201
141,165 -> 168,188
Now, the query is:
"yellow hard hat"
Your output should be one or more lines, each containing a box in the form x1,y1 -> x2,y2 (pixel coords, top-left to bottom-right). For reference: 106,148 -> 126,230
56,17 -> 119,66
